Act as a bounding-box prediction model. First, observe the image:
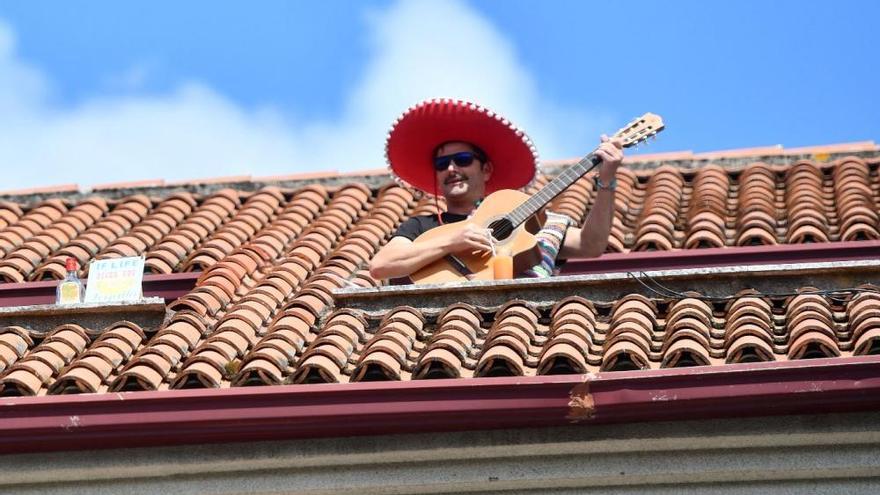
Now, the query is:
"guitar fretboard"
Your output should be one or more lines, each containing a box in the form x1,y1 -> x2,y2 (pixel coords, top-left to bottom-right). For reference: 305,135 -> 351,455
507,153 -> 602,228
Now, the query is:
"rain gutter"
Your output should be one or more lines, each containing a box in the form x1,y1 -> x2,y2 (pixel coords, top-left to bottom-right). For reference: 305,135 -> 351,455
0,272 -> 200,307
1,355 -> 879,455
563,239 -> 880,275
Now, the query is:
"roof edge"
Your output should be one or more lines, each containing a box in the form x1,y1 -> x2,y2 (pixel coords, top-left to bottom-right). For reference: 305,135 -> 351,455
335,257 -> 880,315
562,239 -> 880,275
0,272 -> 199,307
1,355 -> 879,454
2,143 -> 878,205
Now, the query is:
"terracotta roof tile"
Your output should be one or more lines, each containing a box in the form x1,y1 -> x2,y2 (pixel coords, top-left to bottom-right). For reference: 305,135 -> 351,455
694,145 -> 785,160
784,141 -> 878,155
0,201 -> 69,259
49,322 -> 147,394
255,171 -> 338,182
31,196 -> 152,280
0,327 -> 33,374
165,175 -> 252,187
144,190 -> 240,274
112,363 -> 165,392
91,179 -> 166,191
180,187 -> 285,272
0,184 -> 79,197
626,150 -> 697,162
108,182 -> 400,391
0,324 -> 90,396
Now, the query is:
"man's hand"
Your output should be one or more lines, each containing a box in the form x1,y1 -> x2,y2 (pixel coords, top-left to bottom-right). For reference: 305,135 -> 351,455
596,134 -> 624,183
446,223 -> 495,254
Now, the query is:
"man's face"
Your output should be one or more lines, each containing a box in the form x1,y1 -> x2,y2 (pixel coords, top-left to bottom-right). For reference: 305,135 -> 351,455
434,142 -> 492,201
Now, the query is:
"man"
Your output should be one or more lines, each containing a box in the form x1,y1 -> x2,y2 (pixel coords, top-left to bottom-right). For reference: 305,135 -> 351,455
369,98 -> 623,281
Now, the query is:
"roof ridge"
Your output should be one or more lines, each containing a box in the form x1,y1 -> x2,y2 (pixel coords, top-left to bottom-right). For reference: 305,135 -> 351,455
1,141 -> 877,204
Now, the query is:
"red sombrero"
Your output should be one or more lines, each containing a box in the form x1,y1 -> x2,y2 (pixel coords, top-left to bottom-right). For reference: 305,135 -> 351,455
385,98 -> 538,195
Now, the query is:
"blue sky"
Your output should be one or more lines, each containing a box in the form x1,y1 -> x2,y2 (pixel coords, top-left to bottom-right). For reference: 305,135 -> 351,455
0,1 -> 876,190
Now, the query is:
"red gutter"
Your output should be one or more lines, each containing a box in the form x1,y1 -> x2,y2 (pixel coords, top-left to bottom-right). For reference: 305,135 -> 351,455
1,355 -> 879,454
0,272 -> 199,307
562,239 -> 880,275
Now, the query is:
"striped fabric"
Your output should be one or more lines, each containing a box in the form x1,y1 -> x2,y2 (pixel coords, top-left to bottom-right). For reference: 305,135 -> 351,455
522,211 -> 573,278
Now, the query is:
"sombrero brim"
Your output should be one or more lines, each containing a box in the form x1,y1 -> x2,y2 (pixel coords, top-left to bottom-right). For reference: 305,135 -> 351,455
385,99 -> 538,195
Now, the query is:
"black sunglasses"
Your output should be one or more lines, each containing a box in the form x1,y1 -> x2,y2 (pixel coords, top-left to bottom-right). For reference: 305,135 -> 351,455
433,151 -> 484,171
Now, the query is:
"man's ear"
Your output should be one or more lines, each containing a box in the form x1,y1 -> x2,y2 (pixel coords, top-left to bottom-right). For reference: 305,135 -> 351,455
482,161 -> 493,183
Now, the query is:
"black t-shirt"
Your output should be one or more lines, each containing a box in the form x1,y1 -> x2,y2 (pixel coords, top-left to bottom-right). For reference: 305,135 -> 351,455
392,212 -> 469,241
390,211 -> 569,281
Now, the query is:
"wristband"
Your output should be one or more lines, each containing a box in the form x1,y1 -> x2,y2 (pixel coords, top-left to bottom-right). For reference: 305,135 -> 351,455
593,175 -> 618,191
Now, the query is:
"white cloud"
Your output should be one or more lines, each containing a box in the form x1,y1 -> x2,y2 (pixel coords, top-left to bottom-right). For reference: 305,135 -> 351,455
102,61 -> 157,92
0,2 -> 611,191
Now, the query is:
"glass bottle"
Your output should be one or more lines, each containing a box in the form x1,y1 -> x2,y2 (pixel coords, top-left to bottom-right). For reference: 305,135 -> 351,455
56,257 -> 84,305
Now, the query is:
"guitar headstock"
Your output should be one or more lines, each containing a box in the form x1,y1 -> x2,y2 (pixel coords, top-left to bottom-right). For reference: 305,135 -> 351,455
611,113 -> 665,149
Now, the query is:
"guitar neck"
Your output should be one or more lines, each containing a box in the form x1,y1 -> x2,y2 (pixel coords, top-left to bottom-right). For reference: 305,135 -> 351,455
507,153 -> 603,228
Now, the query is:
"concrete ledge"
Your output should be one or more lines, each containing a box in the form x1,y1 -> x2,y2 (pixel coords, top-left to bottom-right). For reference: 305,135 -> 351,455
0,297 -> 168,333
3,411 -> 880,494
334,259 -> 880,315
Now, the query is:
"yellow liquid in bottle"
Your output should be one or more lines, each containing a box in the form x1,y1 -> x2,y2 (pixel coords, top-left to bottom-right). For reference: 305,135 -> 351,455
58,282 -> 82,305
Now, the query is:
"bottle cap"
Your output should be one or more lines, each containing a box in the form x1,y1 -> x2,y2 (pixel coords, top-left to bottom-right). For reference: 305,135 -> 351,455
65,257 -> 78,272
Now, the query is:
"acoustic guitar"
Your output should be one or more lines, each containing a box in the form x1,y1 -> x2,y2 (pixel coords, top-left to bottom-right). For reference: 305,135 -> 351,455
409,113 -> 665,284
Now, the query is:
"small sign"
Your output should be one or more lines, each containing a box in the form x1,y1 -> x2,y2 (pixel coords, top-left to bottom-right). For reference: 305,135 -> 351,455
84,256 -> 146,304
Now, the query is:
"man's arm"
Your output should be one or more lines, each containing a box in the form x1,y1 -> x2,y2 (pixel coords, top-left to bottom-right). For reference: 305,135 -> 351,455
559,135 -> 624,259
369,224 -> 495,280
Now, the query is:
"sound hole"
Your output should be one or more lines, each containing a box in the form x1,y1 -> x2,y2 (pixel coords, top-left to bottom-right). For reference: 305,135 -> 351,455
489,217 -> 514,241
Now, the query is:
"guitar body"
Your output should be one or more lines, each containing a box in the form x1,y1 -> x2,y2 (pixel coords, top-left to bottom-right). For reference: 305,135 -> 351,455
409,189 -> 543,284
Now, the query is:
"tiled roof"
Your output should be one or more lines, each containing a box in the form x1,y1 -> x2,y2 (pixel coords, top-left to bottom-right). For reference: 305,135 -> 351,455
0,156 -> 877,284
245,288 -> 880,385
0,155 -> 878,397
1,285 -> 879,395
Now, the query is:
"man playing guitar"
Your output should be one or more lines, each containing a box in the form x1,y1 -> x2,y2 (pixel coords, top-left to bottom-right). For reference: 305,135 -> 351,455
369,98 -> 624,283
